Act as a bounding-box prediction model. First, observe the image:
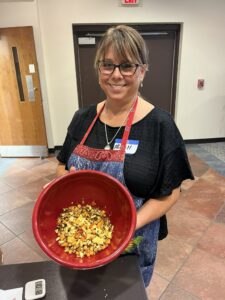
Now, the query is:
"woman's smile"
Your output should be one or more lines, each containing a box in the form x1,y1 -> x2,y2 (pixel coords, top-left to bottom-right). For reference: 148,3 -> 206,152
108,82 -> 126,91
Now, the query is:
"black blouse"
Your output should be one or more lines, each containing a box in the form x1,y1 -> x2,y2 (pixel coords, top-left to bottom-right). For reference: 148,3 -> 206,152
57,105 -> 194,239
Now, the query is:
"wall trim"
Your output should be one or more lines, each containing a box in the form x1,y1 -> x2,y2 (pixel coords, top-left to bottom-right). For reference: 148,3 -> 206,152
49,138 -> 225,153
185,138 -> 225,144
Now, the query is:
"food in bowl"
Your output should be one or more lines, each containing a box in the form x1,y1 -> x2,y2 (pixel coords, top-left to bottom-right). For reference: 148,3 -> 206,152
55,204 -> 114,258
32,170 -> 136,269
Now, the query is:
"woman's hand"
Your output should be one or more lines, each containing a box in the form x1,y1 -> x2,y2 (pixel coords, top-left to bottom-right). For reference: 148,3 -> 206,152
69,166 -> 76,172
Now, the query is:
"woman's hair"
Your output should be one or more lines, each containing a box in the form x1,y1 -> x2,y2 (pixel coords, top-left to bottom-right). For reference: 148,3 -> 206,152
94,25 -> 149,71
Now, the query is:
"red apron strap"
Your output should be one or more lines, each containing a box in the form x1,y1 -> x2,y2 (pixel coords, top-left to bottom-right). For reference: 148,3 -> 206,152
80,103 -> 105,145
120,97 -> 138,152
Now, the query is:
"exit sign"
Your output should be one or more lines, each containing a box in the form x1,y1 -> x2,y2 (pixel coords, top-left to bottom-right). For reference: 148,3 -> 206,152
121,0 -> 139,4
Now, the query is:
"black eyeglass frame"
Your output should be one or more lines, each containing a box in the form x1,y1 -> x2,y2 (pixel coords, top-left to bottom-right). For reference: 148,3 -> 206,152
98,61 -> 142,76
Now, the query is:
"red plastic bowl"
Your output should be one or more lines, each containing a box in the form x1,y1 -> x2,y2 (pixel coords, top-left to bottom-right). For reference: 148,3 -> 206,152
32,170 -> 136,269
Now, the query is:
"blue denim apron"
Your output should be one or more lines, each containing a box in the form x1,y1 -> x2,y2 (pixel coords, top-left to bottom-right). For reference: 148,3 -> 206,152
67,99 -> 160,287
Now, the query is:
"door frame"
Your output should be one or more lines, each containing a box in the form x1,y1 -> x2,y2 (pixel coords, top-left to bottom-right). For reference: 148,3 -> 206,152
72,23 -> 180,117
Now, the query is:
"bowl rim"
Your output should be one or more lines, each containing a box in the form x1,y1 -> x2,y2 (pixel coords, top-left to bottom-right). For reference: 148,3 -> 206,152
32,170 -> 136,269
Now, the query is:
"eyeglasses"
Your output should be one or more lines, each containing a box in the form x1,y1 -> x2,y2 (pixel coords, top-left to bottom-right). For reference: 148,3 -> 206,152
98,61 -> 141,76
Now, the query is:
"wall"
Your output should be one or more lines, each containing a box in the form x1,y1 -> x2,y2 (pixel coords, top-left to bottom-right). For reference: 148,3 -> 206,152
0,0 -> 224,146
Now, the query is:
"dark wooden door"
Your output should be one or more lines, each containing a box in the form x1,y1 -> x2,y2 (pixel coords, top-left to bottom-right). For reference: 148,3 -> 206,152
73,24 -> 180,116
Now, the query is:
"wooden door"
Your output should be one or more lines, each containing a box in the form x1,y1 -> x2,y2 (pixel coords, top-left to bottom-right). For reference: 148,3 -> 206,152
0,26 -> 48,157
73,24 -> 180,116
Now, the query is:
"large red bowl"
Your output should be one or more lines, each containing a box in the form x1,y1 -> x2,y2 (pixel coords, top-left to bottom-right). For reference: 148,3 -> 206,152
32,170 -> 136,269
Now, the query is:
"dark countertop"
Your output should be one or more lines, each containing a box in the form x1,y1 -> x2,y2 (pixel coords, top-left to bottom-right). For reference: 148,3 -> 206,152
0,254 -> 148,300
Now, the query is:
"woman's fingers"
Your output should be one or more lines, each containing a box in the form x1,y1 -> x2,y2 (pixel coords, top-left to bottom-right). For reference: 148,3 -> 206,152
69,166 -> 76,172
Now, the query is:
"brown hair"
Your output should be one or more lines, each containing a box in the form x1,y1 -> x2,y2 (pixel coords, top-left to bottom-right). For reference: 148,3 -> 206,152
94,25 -> 149,71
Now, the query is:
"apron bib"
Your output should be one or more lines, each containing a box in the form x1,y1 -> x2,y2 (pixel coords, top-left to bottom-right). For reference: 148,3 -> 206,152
67,98 -> 159,287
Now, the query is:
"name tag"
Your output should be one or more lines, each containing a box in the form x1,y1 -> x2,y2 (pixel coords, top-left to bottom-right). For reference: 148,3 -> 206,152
113,139 -> 139,154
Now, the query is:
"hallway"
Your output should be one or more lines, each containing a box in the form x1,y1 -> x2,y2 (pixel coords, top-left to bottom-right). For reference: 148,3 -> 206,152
0,143 -> 224,299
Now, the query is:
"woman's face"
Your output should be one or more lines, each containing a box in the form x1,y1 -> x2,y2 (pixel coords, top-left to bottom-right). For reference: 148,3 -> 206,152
98,47 -> 146,103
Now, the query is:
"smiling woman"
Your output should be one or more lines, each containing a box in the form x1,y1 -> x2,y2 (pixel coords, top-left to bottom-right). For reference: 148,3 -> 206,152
56,25 -> 194,287
94,25 -> 148,108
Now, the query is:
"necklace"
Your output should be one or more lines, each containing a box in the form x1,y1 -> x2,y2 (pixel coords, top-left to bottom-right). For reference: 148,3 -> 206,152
104,100 -> 136,150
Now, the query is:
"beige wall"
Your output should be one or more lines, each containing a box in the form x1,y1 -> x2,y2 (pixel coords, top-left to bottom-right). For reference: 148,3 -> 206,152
0,0 -> 224,147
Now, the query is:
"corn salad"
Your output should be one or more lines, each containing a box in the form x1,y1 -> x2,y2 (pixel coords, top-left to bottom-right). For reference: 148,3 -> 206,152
55,204 -> 113,258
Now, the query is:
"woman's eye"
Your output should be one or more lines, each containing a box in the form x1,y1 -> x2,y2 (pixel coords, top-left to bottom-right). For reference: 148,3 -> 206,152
121,63 -> 134,69
103,63 -> 113,68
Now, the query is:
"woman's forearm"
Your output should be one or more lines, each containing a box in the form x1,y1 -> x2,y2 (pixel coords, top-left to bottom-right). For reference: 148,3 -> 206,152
135,187 -> 180,230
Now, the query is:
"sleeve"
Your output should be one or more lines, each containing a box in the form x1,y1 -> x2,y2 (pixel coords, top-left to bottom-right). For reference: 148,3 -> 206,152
56,105 -> 96,169
150,113 -> 194,199
56,132 -> 77,167
151,146 -> 194,198
56,109 -> 83,168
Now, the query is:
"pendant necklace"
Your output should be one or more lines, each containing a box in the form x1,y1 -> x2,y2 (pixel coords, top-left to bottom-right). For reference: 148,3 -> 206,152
104,100 -> 136,150
104,123 -> 124,150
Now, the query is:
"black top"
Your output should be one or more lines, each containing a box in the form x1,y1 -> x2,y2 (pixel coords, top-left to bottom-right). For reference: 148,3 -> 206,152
57,105 -> 194,239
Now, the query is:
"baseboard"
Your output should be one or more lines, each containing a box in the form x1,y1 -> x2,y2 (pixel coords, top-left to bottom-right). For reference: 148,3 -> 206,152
185,137 -> 225,144
48,146 -> 62,153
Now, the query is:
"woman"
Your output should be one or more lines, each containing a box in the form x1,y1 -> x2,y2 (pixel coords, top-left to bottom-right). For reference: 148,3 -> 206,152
57,25 -> 194,287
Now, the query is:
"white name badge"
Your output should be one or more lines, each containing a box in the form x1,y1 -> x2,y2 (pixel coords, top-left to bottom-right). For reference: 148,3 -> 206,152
113,139 -> 139,154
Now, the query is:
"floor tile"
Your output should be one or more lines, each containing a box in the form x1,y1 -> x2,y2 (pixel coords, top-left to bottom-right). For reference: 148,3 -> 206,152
0,201 -> 35,235
215,203 -> 225,224
196,222 -> 225,259
45,174 -> 58,182
0,189 -> 33,215
186,143 -> 225,177
167,204 -> 211,246
0,222 -> 15,245
29,160 -> 57,178
1,168 -> 41,188
173,248 -> 225,300
0,157 -> 17,175
0,181 -> 14,195
188,153 -> 209,177
17,177 -> 49,201
47,156 -> 58,163
201,168 -> 225,194
19,229 -> 50,260
0,164 -> 27,178
178,176 -> 224,219
199,142 -> 225,163
160,283 -> 200,300
12,157 -> 49,170
1,237 -> 44,265
146,272 -> 169,300
154,235 -> 193,281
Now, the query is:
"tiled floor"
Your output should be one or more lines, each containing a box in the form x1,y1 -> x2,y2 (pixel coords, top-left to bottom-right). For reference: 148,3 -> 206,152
0,143 -> 225,299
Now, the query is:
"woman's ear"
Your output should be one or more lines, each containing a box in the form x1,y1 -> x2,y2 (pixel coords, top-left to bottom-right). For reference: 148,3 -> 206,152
140,64 -> 147,81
